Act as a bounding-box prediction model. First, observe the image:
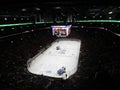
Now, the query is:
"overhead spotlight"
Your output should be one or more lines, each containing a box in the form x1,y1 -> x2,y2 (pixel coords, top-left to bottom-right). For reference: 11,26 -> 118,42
109,17 -> 112,19
21,18 -> 23,20
108,11 -> 113,14
84,16 -> 87,19
117,24 -> 119,27
35,8 -> 40,11
27,18 -> 29,20
81,26 -> 84,28
21,8 -> 27,11
12,27 -> 15,30
4,18 -> 7,20
54,7 -> 61,9
93,16 -> 95,18
1,29 -> 4,31
11,41 -> 14,44
14,18 -> 16,20
31,29 -> 34,32
100,16 -> 102,18
20,38 -> 23,40
90,23 -> 92,24
105,28 -> 108,30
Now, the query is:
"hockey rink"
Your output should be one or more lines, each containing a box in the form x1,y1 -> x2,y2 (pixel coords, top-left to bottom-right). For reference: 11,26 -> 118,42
27,39 -> 81,79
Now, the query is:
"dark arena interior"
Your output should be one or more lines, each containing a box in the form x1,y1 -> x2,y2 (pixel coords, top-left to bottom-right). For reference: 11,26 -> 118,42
0,0 -> 120,89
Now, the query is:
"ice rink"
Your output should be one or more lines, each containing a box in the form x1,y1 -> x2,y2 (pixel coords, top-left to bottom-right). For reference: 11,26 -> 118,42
27,39 -> 81,79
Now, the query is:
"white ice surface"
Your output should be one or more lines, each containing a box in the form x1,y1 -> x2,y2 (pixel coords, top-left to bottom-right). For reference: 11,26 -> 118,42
27,39 -> 81,79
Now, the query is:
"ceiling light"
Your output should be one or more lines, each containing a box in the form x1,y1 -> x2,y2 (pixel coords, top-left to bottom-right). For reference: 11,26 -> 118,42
35,8 -> 40,11
108,11 -> 113,14
21,8 -> 27,11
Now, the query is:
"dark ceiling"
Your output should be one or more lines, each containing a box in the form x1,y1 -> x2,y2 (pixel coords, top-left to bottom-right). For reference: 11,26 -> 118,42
0,0 -> 119,9
0,0 -> 120,17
